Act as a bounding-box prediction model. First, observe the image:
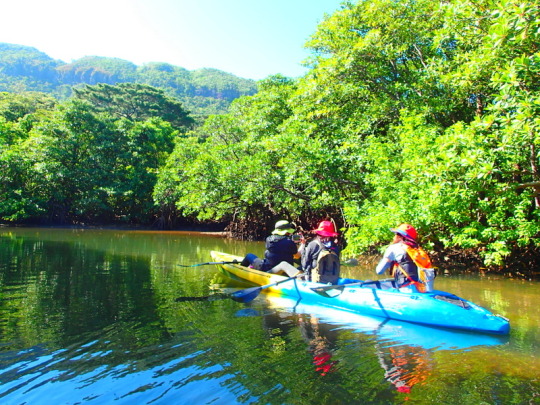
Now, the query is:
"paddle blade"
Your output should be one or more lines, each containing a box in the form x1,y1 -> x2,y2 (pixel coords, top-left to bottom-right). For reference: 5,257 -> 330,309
230,286 -> 262,303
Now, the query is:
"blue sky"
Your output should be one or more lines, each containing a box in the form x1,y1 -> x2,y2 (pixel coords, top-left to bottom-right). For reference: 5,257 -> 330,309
1,0 -> 342,80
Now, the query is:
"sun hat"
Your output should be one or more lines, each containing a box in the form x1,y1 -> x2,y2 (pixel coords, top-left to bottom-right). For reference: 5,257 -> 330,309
313,220 -> 338,237
272,220 -> 295,235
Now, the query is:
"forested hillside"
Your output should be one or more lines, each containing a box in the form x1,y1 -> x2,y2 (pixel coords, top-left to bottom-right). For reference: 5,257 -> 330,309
1,0 -> 539,274
0,43 -> 257,118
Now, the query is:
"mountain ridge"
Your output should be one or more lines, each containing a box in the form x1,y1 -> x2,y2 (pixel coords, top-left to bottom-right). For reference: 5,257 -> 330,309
0,42 -> 258,117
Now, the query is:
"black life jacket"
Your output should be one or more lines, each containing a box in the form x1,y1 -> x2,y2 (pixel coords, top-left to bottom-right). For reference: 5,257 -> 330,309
391,243 -> 420,287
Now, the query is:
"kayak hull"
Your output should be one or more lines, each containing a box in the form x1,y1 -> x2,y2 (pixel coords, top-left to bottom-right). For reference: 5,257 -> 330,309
210,251 -> 510,335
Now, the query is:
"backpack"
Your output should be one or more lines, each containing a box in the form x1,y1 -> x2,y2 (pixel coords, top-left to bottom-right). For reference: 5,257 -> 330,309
311,243 -> 340,284
403,244 -> 436,292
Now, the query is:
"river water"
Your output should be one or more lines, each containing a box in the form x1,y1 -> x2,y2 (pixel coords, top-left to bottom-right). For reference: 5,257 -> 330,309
0,227 -> 538,404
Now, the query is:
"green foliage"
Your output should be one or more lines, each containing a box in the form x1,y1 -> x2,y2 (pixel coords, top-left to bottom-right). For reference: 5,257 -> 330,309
0,43 -> 60,86
0,142 -> 45,222
156,0 -> 540,268
0,84 -> 188,224
56,56 -> 138,85
336,0 -> 540,265
155,75 -> 335,223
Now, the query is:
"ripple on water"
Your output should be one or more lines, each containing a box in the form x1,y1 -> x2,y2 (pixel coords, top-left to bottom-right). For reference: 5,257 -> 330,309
0,333 -> 256,404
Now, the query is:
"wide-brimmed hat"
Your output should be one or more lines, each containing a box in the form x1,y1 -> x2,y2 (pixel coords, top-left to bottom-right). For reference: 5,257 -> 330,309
390,223 -> 417,241
272,220 -> 295,235
313,220 -> 338,237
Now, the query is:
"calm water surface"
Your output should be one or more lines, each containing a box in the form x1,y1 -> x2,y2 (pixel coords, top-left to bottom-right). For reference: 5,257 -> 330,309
0,227 -> 538,404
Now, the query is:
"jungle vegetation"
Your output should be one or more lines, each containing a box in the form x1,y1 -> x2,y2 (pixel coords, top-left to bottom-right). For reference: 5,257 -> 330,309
1,0 -> 539,273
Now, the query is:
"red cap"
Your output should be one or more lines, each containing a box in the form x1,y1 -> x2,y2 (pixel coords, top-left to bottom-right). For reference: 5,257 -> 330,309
390,223 -> 417,241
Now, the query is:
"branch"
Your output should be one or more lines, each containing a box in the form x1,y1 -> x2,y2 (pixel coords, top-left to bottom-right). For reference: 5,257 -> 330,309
272,186 -> 311,200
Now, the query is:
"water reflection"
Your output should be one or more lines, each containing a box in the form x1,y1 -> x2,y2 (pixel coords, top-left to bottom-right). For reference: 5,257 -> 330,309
298,315 -> 339,376
0,228 -> 539,404
376,344 -> 432,394
254,293 -> 509,398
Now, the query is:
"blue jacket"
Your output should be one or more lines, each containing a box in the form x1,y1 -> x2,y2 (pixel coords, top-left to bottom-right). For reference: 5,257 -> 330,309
261,235 -> 298,271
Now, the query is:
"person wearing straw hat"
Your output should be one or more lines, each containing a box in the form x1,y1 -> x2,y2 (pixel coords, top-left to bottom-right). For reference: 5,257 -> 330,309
240,220 -> 301,274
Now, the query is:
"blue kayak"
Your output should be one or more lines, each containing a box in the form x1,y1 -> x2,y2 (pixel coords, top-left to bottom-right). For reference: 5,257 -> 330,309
210,251 -> 510,335
260,295 -> 509,350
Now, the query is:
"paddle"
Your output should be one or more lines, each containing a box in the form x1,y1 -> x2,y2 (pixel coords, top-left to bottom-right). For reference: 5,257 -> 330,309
174,293 -> 232,302
175,275 -> 302,303
177,260 -> 239,268
311,278 -> 394,298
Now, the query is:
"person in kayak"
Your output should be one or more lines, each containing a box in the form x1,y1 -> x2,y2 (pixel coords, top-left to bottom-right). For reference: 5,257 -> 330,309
375,223 -> 435,291
240,220 -> 301,275
300,220 -> 341,283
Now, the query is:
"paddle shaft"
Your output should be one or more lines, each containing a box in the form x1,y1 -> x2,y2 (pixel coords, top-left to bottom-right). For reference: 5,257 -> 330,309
311,278 -> 394,297
177,260 -> 240,268
231,275 -> 302,303
175,275 -> 302,303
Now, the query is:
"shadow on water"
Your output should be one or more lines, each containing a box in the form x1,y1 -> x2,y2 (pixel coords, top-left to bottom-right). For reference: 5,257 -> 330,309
0,228 -> 539,404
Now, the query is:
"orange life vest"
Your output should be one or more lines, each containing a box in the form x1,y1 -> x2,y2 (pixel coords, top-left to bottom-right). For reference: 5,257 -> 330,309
403,244 -> 433,270
393,244 -> 433,292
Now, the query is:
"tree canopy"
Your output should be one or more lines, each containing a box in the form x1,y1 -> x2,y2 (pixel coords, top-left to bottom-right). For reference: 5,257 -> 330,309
0,83 -> 191,224
73,83 -> 194,129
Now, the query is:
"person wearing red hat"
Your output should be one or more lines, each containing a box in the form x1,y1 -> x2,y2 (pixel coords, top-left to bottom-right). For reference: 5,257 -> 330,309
300,220 -> 341,283
375,223 -> 434,290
